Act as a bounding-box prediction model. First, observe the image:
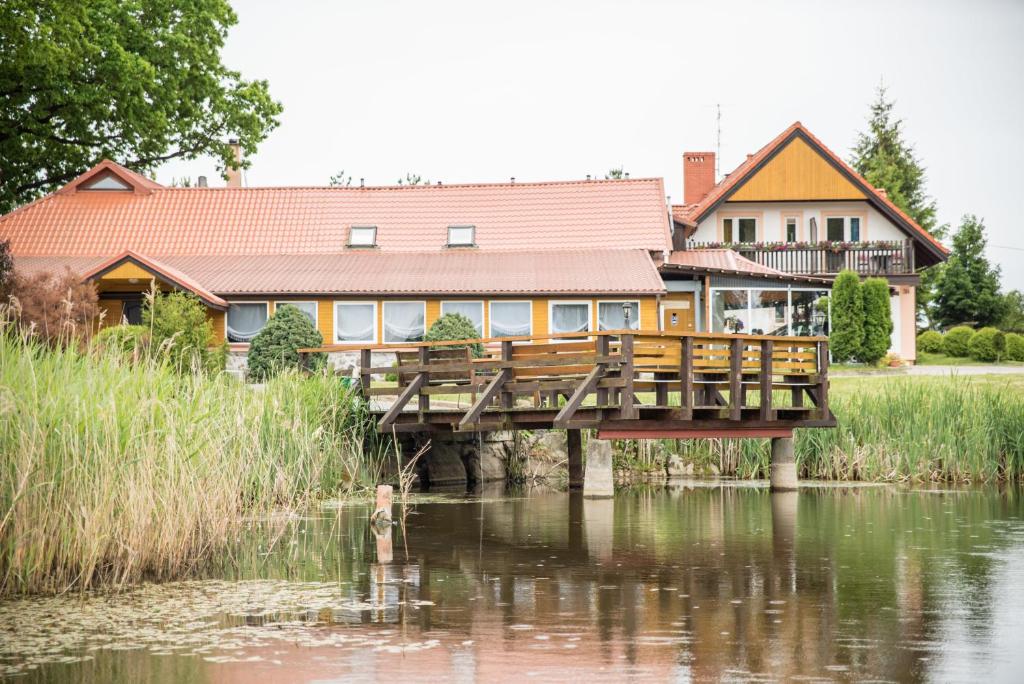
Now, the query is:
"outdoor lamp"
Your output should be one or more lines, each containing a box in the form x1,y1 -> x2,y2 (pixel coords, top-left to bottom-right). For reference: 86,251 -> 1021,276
622,302 -> 632,329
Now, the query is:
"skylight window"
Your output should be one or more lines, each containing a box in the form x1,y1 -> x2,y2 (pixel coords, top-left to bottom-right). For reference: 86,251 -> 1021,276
447,225 -> 475,247
348,225 -> 377,247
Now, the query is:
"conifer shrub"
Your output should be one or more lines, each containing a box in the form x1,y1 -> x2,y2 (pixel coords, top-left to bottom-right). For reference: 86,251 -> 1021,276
425,313 -> 484,358
830,270 -> 864,362
942,325 -> 975,358
860,277 -> 893,364
1005,333 -> 1024,362
247,304 -> 325,381
967,327 -> 1005,362
916,330 -> 944,354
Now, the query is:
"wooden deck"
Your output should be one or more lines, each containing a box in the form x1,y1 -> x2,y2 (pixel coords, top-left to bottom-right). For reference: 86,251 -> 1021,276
300,330 -> 836,440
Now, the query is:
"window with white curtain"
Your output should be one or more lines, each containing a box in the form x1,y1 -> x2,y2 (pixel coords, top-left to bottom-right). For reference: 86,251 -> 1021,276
441,301 -> 484,335
550,301 -> 591,336
597,301 -> 639,331
275,301 -> 317,327
335,302 -> 377,343
226,303 -> 268,343
489,301 -> 532,337
383,301 -> 425,343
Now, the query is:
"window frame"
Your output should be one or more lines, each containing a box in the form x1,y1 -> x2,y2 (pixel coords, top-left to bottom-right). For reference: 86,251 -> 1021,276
709,286 -> 831,337
821,212 -> 867,243
720,213 -> 761,243
226,301 -> 270,345
333,300 -> 378,344
348,225 -> 378,248
488,300 -> 533,339
440,300 -> 485,335
596,299 -> 641,331
548,300 -> 593,338
446,224 -> 476,247
274,301 -> 318,328
382,300 -> 427,344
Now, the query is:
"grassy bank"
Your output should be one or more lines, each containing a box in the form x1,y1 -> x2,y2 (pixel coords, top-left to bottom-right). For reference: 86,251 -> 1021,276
0,333 -> 385,596
650,375 -> 1024,482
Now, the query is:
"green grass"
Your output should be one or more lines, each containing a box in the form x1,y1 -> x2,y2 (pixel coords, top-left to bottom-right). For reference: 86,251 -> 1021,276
0,332 -> 388,596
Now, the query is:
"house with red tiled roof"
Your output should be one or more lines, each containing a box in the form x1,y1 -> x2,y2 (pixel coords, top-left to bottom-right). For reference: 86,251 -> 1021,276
0,122 -> 947,367
664,122 -> 948,361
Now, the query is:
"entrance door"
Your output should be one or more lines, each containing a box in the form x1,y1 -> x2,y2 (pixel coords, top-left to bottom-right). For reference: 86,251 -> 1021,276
662,295 -> 695,333
122,297 -> 144,325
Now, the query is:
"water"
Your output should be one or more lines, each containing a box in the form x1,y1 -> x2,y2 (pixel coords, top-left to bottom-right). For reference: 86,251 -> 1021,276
3,483 -> 1024,683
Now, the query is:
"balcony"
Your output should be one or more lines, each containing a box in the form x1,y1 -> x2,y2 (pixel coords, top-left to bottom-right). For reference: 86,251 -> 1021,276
686,240 -> 915,276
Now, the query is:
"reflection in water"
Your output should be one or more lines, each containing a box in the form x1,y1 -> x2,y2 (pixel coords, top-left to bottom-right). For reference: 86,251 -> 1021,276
3,484 -> 1024,682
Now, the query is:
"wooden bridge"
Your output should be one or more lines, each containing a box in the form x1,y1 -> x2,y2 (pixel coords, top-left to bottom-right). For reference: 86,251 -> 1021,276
301,330 -> 834,438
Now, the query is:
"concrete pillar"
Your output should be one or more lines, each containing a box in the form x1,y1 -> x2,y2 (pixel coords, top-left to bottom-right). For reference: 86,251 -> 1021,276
567,429 -> 584,489
583,438 -> 614,498
769,436 -> 798,491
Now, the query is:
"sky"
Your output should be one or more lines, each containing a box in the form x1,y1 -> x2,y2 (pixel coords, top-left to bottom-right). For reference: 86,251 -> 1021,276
158,0 -> 1024,290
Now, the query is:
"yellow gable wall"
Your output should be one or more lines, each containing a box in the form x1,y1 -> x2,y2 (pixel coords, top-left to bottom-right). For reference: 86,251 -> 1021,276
101,262 -> 155,281
729,136 -> 866,202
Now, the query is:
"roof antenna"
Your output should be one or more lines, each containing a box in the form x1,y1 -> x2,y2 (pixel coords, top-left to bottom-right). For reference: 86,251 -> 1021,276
360,178 -> 364,188
510,176 -> 515,184
716,103 -> 722,182
586,174 -> 591,181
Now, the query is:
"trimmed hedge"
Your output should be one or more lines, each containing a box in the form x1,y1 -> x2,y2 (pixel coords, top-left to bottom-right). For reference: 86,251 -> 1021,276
247,304 -> 325,381
860,277 -> 893,364
830,270 -> 864,363
916,330 -> 944,354
425,313 -> 484,358
968,327 -> 1005,362
943,325 -> 976,358
1005,333 -> 1024,362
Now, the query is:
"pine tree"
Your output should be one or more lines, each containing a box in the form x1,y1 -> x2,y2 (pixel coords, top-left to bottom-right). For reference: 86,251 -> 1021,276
850,86 -> 945,326
830,270 -> 864,363
860,277 -> 893,363
933,215 -> 1006,328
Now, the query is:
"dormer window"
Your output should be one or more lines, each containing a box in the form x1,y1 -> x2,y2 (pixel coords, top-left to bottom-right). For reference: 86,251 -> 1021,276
80,171 -> 132,191
348,225 -> 377,247
447,225 -> 475,247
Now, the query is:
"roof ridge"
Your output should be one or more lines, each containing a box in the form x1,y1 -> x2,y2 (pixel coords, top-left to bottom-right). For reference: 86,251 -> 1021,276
152,177 -> 664,192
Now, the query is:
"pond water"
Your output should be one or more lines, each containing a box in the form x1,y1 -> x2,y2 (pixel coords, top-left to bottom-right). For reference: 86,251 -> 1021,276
3,483 -> 1024,683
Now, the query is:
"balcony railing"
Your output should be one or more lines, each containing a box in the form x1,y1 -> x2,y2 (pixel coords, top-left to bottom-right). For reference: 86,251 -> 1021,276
687,240 -> 915,276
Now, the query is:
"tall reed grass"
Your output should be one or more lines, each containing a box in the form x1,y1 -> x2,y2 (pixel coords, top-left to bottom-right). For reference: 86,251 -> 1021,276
0,332 -> 385,596
667,377 -> 1024,482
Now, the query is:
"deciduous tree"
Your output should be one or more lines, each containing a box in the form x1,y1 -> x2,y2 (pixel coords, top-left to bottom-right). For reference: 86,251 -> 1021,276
0,0 -> 282,213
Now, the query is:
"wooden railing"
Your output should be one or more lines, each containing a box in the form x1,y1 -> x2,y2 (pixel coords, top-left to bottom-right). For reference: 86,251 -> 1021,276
299,330 -> 833,434
687,240 -> 915,275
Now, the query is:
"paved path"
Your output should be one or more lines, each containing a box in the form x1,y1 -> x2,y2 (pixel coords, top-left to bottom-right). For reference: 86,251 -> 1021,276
832,365 -> 1024,378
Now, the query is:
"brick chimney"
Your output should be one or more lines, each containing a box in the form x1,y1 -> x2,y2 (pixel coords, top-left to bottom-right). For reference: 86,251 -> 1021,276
225,138 -> 242,188
683,152 -> 715,205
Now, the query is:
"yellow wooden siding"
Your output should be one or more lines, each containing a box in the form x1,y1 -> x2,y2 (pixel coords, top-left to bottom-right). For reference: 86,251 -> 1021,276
532,298 -> 548,339
640,298 -> 658,330
317,300 -> 333,343
97,299 -> 122,328
100,262 -> 154,281
729,137 -> 866,202
425,300 -> 442,329
208,309 -> 226,344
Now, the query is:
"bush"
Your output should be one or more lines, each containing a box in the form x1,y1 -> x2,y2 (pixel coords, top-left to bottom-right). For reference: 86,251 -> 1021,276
1005,333 -> 1024,362
860,277 -> 892,364
916,330 -> 944,354
94,324 -> 149,357
143,290 -> 219,373
7,268 -> 99,346
943,325 -> 975,357
247,304 -> 325,381
425,313 -> 484,358
968,327 -> 1005,362
830,270 -> 864,362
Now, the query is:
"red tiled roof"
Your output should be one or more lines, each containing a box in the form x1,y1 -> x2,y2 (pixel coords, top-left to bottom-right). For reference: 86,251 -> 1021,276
1,163 -> 672,257
675,122 -> 949,259
14,249 -> 665,296
661,249 -> 829,285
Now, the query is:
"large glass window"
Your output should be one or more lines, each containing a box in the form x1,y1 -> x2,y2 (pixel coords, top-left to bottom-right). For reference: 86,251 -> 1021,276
826,217 -> 845,241
383,302 -> 425,343
227,303 -> 268,343
790,290 -> 830,337
335,302 -> 376,343
275,301 -> 317,326
597,301 -> 639,331
712,290 -> 750,334
440,301 -> 484,335
724,217 -> 757,243
550,302 -> 591,336
749,289 -> 788,336
489,301 -> 532,337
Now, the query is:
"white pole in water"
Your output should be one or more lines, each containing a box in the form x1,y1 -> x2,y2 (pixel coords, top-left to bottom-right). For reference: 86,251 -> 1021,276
770,437 -> 798,491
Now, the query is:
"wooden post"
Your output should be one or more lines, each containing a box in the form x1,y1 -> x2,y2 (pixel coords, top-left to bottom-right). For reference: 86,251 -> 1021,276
816,339 -> 829,420
298,351 -> 308,373
418,346 -> 430,422
759,339 -> 774,421
680,336 -> 693,419
501,340 -> 514,409
595,335 -> 610,407
370,484 -> 393,526
619,334 -> 635,419
359,348 -> 372,399
729,337 -> 742,420
567,429 -> 584,489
